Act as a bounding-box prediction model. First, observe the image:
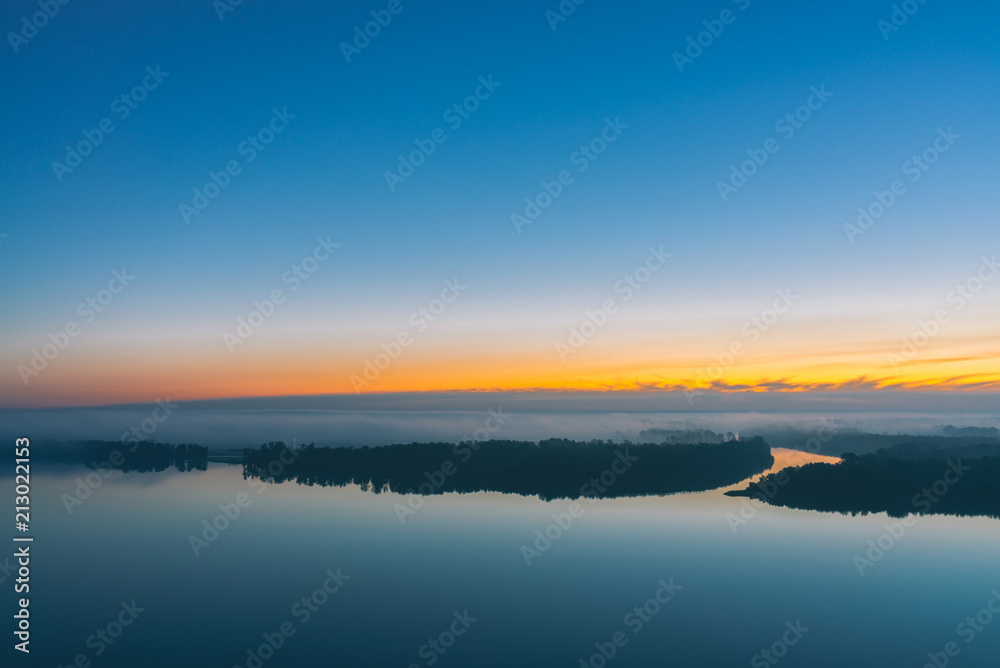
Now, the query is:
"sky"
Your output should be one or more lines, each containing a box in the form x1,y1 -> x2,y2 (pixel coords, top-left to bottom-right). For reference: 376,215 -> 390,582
1,0 -> 999,408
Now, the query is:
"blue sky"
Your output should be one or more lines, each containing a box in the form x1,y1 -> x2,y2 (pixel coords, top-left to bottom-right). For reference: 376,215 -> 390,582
2,0 -> 999,405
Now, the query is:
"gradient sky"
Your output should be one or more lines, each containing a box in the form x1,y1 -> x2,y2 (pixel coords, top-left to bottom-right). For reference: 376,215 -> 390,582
2,0 -> 999,407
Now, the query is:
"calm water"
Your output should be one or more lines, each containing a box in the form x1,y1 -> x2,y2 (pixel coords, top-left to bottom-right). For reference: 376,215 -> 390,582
6,448 -> 1000,667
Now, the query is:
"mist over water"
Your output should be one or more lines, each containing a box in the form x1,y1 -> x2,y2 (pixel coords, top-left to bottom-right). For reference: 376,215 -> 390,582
3,400 -> 998,450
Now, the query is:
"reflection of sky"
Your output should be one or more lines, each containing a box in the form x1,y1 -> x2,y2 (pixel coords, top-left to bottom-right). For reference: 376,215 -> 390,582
742,447 -> 842,483
12,461 -> 1000,667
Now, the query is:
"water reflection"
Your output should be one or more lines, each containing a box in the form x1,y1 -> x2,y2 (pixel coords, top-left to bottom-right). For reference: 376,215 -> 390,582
15,451 -> 1000,668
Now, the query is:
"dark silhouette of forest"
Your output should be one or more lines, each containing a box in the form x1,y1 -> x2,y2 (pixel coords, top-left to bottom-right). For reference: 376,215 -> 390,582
241,437 -> 774,500
80,440 -> 209,472
637,428 -> 736,444
753,427 -> 1000,457
727,444 -> 1000,519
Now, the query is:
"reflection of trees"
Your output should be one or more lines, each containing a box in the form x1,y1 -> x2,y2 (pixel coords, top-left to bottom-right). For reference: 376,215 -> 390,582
242,438 -> 774,501
728,446 -> 1000,519
82,441 -> 208,473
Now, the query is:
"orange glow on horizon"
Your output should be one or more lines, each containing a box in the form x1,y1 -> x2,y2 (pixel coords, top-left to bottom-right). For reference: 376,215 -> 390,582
5,346 -> 1000,407
4,321 -> 999,407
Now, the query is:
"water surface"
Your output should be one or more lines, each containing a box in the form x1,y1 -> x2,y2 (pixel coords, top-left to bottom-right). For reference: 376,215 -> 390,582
7,448 -> 999,667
